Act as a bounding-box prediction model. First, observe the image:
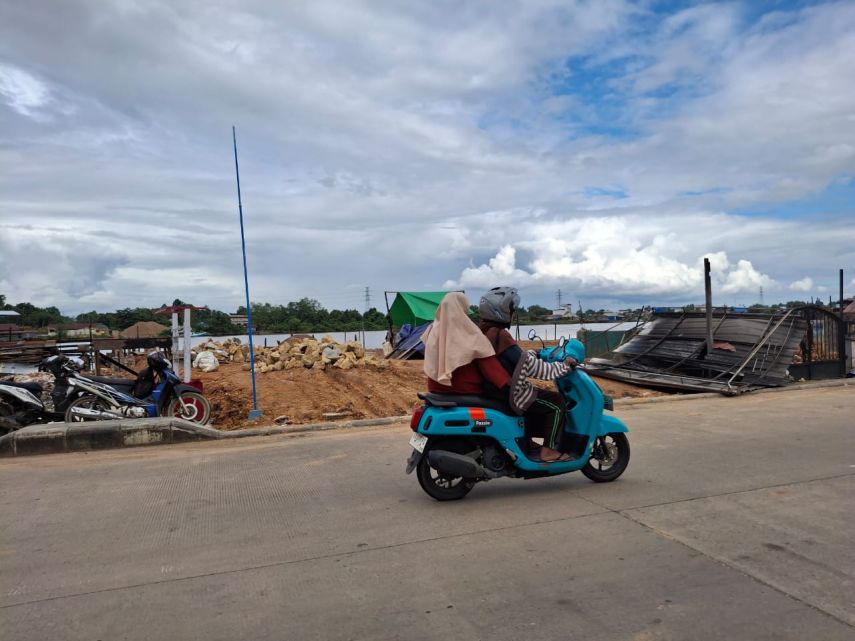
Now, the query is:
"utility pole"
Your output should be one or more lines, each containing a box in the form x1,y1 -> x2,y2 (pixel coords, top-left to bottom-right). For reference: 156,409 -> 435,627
232,126 -> 261,421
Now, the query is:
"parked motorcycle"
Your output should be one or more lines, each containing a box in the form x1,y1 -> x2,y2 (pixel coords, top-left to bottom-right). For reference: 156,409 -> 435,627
405,336 -> 630,500
0,355 -> 80,435
64,351 -> 211,425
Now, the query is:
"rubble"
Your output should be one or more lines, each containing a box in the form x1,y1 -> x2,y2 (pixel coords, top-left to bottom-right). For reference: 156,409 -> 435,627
190,336 -> 388,375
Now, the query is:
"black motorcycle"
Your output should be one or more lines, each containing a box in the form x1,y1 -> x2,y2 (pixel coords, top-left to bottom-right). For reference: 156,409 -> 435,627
0,355 -> 78,435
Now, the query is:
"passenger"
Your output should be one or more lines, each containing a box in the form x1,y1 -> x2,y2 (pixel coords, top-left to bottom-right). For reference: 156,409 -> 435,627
423,292 -> 510,397
478,286 -> 576,462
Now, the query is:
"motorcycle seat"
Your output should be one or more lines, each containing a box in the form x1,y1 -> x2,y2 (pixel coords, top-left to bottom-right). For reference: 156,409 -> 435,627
2,381 -> 43,393
418,392 -> 513,415
87,376 -> 135,388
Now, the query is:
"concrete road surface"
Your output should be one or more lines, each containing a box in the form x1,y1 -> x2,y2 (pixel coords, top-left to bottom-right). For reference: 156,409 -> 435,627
1,386 -> 853,641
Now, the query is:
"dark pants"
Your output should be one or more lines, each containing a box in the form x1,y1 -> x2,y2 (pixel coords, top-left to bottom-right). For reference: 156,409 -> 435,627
524,389 -> 566,450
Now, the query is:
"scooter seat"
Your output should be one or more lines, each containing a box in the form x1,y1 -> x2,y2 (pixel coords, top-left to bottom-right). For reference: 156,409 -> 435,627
418,392 -> 513,415
88,376 -> 135,388
2,380 -> 43,393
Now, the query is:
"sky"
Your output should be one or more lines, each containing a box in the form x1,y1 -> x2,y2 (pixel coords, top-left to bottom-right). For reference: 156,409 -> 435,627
1,0 -> 854,316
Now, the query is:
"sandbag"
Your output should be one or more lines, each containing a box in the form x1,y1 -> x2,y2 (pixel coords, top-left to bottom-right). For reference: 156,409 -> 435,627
193,350 -> 220,372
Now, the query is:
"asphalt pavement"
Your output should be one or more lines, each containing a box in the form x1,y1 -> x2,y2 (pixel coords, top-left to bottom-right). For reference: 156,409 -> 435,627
1,386 -> 853,640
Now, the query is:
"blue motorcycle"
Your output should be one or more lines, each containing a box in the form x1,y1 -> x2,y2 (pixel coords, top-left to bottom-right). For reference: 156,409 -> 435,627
64,352 -> 211,425
405,337 -> 630,500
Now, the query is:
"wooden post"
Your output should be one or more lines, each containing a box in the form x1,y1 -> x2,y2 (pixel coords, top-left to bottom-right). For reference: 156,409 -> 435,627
183,308 -> 192,383
704,257 -> 714,357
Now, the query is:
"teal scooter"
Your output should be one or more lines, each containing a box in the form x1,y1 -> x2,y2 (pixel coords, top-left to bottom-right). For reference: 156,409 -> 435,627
405,336 -> 630,501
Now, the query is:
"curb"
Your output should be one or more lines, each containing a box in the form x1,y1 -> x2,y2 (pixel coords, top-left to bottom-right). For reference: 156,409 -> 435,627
0,418 -> 225,458
1,378 -> 851,458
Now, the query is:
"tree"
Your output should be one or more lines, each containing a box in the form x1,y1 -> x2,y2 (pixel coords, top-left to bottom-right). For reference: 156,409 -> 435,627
526,304 -> 551,319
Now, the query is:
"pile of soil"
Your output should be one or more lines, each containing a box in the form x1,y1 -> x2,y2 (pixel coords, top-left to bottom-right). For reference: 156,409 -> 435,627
195,356 -> 664,430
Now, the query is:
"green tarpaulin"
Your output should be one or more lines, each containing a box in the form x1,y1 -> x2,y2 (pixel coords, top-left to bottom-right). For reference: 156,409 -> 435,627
388,292 -> 450,328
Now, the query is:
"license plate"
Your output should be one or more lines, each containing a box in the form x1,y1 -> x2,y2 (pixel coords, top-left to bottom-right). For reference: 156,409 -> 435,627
409,433 -> 428,453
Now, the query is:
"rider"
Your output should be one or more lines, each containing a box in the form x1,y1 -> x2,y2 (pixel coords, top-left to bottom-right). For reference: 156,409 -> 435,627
423,292 -> 510,396
478,286 -> 576,462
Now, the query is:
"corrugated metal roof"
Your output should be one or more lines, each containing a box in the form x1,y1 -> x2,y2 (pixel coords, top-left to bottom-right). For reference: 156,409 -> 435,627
585,310 -> 807,394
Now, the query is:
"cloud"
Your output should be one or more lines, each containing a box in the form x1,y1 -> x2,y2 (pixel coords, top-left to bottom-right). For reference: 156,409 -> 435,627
444,213 -> 783,300
789,277 -> 813,292
0,1 -> 854,315
0,227 -> 128,304
0,63 -> 50,116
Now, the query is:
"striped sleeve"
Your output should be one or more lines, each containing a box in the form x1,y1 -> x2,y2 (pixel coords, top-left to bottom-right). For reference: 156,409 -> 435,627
521,350 -> 572,381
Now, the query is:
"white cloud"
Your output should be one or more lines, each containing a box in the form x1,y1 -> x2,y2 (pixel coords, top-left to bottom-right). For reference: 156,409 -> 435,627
445,213 -> 785,300
0,63 -> 50,116
789,277 -> 813,292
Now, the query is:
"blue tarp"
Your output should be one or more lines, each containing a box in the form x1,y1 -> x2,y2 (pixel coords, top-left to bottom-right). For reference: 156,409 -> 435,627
394,322 -> 431,357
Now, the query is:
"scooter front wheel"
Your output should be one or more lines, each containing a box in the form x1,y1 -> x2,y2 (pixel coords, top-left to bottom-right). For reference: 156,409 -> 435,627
581,432 -> 630,482
416,438 -> 477,501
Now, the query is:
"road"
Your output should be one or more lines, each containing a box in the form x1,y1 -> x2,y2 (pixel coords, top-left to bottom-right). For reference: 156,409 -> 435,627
1,386 -> 853,640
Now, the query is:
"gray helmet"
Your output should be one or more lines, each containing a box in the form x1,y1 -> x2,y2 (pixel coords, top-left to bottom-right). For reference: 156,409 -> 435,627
478,286 -> 520,324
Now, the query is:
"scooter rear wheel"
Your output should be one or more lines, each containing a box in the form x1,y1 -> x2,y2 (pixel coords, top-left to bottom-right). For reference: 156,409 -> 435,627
416,438 -> 477,501
581,432 -> 630,482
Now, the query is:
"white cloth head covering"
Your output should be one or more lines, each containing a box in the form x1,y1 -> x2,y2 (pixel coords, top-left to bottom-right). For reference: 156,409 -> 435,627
423,292 -> 496,385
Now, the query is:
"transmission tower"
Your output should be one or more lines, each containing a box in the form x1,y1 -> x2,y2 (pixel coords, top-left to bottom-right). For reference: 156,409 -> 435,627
361,286 -> 371,345
556,289 -> 562,309
759,286 -> 764,306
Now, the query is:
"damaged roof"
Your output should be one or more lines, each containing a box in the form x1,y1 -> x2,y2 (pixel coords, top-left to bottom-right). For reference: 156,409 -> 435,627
585,310 -> 807,395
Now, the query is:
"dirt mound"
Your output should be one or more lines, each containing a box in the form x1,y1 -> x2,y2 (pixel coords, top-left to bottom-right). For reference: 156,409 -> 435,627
195,357 -> 664,430
196,360 -> 426,429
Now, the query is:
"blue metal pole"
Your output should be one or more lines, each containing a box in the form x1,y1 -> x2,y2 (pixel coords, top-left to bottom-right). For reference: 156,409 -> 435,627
232,126 -> 261,420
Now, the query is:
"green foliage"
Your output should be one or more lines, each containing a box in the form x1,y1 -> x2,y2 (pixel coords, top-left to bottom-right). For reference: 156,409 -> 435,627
195,309 -> 242,335
8,302 -> 68,327
74,307 -> 170,330
236,299 -> 390,333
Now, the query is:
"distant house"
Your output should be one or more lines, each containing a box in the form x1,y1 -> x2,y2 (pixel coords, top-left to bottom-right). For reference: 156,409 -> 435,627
545,304 -> 575,322
120,321 -> 169,339
0,323 -> 21,341
229,314 -> 249,327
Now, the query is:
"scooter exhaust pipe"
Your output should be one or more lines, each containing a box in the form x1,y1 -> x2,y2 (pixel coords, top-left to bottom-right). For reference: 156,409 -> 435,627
427,450 -> 485,479
69,407 -> 123,420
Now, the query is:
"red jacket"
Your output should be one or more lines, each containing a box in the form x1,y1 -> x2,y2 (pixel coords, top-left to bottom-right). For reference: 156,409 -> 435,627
427,356 -> 510,395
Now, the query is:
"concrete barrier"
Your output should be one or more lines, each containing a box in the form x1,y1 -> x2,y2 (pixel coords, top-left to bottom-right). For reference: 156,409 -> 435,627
0,418 -> 226,457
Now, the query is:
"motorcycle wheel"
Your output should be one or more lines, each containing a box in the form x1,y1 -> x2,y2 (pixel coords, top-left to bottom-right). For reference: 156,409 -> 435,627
0,401 -> 17,436
64,394 -> 110,422
581,433 -> 630,483
416,438 -> 477,501
165,392 -> 211,425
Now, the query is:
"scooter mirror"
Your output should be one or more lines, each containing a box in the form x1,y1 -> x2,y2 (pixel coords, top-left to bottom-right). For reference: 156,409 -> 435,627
527,328 -> 545,349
